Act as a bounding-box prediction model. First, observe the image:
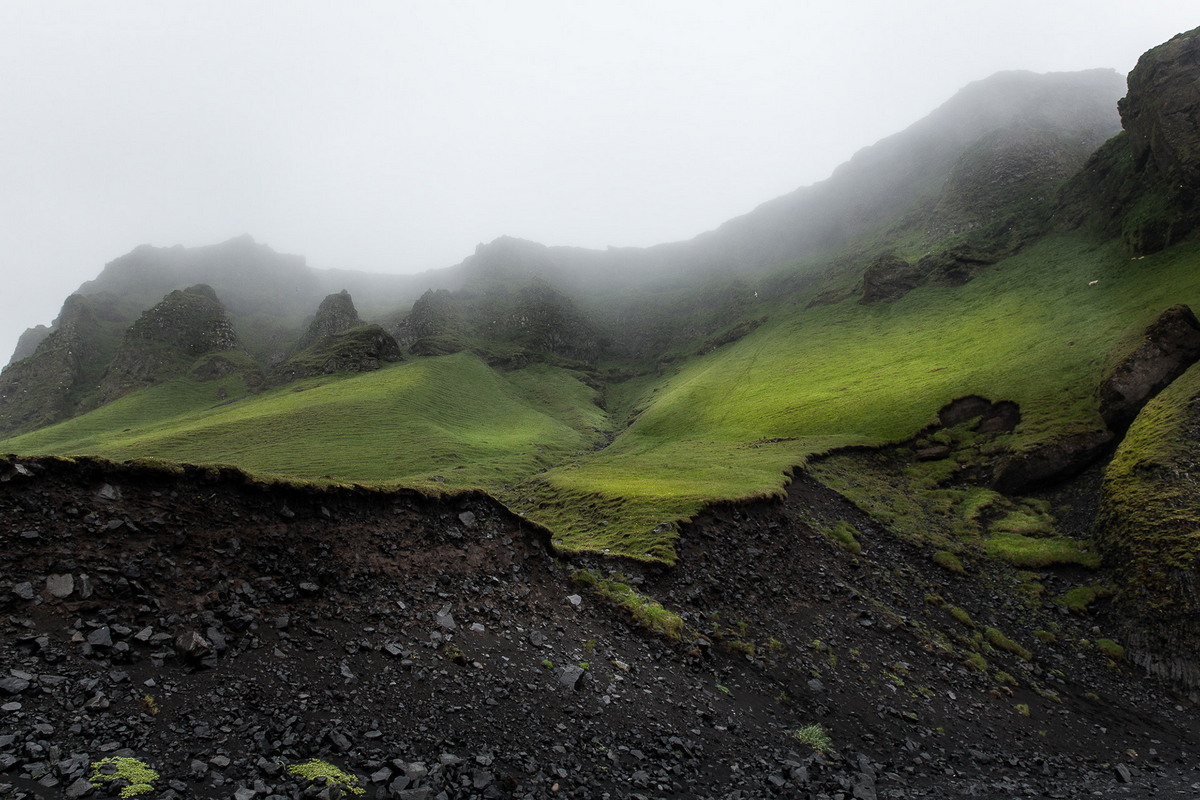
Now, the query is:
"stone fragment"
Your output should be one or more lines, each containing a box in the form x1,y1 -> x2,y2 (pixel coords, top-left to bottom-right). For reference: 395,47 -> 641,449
86,627 -> 113,648
175,631 -> 213,659
46,574 -> 74,599
0,677 -> 30,694
558,665 -> 585,690
64,776 -> 94,798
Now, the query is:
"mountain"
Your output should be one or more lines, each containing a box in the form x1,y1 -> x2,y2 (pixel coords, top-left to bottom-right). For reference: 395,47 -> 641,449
6,27 -> 1200,713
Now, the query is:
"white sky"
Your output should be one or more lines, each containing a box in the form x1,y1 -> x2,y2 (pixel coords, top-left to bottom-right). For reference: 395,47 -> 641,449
1,1 -> 1197,362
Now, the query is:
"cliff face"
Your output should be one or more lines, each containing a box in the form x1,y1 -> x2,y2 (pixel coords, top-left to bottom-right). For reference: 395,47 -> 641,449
294,290 -> 361,352
96,285 -> 244,402
1121,28 -> 1200,193
272,292 -> 402,383
1060,27 -> 1200,252
0,295 -> 105,436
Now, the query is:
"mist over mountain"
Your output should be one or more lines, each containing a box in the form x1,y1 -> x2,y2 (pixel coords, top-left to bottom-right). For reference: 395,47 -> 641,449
8,27 -> 1200,799
4,67 -> 1127,376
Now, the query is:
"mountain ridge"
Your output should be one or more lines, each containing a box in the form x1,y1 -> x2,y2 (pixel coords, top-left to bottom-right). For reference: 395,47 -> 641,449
7,30 -> 1200,702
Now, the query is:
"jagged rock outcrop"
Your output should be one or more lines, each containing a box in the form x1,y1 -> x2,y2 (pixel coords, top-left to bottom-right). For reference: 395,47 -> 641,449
272,324 -> 403,383
1121,29 -> 1200,194
0,295 -> 104,436
272,291 -> 403,383
1098,304 -> 1200,432
96,285 -> 243,402
295,290 -> 361,352
8,324 -> 51,366
916,246 -> 999,287
502,282 -> 606,362
858,254 -> 926,304
1060,27 -> 1200,252
391,288 -> 464,349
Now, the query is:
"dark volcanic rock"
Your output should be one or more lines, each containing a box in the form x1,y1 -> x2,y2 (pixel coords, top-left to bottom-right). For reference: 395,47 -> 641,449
0,295 -> 104,436
1098,304 -> 1200,432
272,324 -> 402,383
1061,26 -> 1200,252
858,254 -> 927,305
1,453 -> 1199,798
97,285 -> 244,402
1121,27 -> 1200,195
296,290 -> 362,352
992,429 -> 1114,492
937,395 -> 1021,433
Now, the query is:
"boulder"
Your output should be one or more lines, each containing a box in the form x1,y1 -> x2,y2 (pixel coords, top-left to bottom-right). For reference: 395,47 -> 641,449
991,429 -> 1114,493
1098,304 -> 1200,432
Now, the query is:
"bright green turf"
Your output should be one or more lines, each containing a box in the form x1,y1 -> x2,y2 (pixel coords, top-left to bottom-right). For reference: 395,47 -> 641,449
6,233 -> 1200,563
2,352 -> 607,491
509,234 -> 1200,560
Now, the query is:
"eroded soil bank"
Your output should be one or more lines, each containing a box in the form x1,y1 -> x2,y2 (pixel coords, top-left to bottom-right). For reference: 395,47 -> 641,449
0,456 -> 1197,799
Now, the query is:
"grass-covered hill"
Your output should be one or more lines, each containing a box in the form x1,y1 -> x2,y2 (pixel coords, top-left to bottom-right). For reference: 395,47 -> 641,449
6,28 -> 1200,691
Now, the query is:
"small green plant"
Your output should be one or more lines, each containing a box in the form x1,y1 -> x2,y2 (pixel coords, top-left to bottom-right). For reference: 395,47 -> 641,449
824,520 -> 862,555
716,684 -> 730,694
1096,638 -> 1126,660
89,757 -> 160,799
579,661 -> 591,671
582,638 -> 597,653
946,605 -> 975,628
725,639 -> 757,656
963,651 -> 988,671
1014,703 -> 1031,717
141,694 -> 159,716
286,759 -> 366,796
540,659 -> 554,669
1055,584 -> 1113,613
572,569 -> 685,640
442,644 -> 467,664
1033,629 -> 1056,644
792,723 -> 833,753
933,550 -> 965,574
984,627 -> 1033,661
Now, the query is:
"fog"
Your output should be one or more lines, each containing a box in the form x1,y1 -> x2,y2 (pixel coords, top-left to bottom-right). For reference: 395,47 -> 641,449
1,1 -> 1196,363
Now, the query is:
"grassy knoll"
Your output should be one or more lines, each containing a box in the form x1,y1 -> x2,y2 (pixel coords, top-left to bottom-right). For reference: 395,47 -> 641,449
2,352 -> 607,491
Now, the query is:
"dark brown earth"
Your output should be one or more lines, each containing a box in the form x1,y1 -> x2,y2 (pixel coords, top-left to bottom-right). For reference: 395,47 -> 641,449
1,456 -> 1198,799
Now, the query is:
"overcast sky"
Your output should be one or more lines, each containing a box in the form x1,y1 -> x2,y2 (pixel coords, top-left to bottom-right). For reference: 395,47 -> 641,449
1,1 -> 1197,362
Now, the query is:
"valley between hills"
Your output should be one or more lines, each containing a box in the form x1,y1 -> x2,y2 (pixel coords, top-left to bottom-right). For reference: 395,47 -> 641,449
3,25 -> 1200,800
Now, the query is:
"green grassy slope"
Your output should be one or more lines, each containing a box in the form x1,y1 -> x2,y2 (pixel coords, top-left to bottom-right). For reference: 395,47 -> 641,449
2,352 -> 608,491
509,234 -> 1200,560
6,234 -> 1200,563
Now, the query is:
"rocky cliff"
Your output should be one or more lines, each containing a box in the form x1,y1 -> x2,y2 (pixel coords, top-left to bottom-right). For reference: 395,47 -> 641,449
273,291 -> 402,382
1060,26 -> 1200,252
0,295 -> 106,436
96,285 -> 246,402
294,290 -> 362,352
